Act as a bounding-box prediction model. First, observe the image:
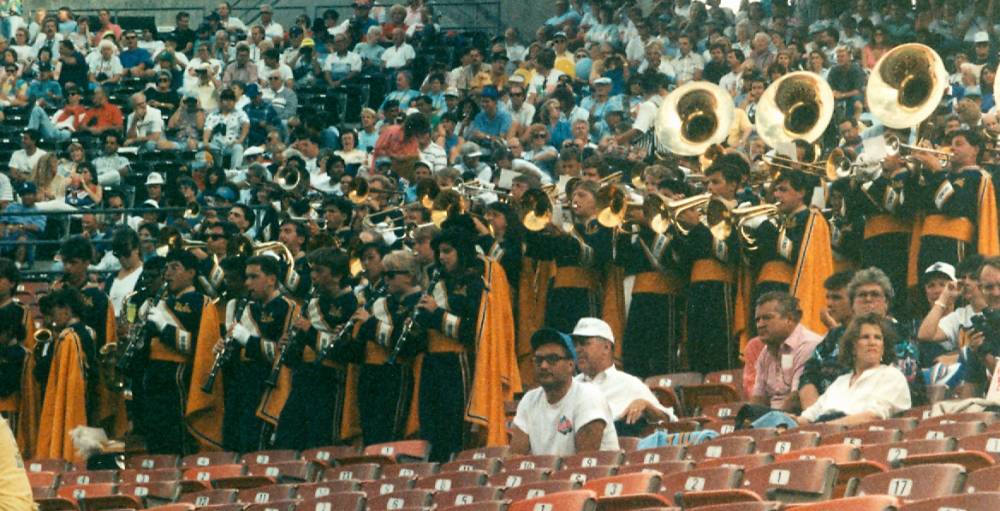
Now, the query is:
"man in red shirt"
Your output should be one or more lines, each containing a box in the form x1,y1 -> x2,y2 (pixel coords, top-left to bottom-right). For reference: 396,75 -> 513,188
77,87 -> 123,135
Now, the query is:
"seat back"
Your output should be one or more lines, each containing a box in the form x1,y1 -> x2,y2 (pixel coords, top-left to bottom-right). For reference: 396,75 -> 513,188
756,431 -> 821,455
181,452 -> 240,469
859,439 -> 956,466
625,445 -> 686,465
178,488 -> 239,506
432,486 -> 503,508
239,450 -> 299,466
236,484 -> 297,504
415,470 -> 489,491
856,463 -> 965,501
958,432 -> 1000,462
774,444 -> 860,464
505,454 -> 562,472
582,472 -> 663,497
362,440 -> 431,462
905,421 -> 986,441
366,489 -> 433,510
454,446 -> 510,461
323,463 -> 381,481
550,465 -> 617,485
126,454 -> 180,470
507,489 -> 598,511
380,462 -> 439,479
300,446 -> 361,465
661,466 -> 742,496
488,468 -> 550,488
441,457 -> 503,475
295,492 -> 366,511
618,460 -> 694,476
502,480 -> 579,502
687,436 -> 755,461
897,492 -> 1000,511
742,458 -> 837,501
561,451 -> 624,468
964,464 -> 1000,492
822,429 -> 902,447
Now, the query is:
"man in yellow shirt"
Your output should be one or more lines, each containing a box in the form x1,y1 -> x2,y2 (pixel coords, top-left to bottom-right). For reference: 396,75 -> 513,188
552,32 -> 576,79
0,417 -> 32,510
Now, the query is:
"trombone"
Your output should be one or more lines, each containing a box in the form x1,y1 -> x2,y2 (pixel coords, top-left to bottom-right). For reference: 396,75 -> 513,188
759,147 -> 851,181
884,134 -> 952,163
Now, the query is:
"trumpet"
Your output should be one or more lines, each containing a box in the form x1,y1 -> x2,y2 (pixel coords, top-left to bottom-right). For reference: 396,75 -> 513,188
275,166 -> 308,194
706,200 -> 780,249
457,181 -> 511,200
521,188 -> 553,232
664,193 -> 712,235
760,148 -> 851,181
884,134 -> 952,164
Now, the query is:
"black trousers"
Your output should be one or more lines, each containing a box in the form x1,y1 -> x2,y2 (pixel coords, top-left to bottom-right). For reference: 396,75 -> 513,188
419,352 -> 471,463
223,361 -> 270,453
863,231 -> 911,319
274,363 -> 344,450
545,287 -> 595,334
686,280 -> 735,374
141,360 -> 192,455
623,292 -> 681,377
358,363 -> 411,447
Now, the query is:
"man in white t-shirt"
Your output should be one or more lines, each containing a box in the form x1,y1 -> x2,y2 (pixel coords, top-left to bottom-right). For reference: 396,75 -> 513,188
511,328 -> 619,456
918,259 -> 986,353
571,318 -> 676,436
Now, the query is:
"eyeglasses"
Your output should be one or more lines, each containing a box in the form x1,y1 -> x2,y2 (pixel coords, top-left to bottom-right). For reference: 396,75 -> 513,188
533,354 -> 570,366
383,270 -> 408,278
207,233 -> 226,240
158,78 -> 171,82
533,133 -> 548,139
855,290 -> 885,300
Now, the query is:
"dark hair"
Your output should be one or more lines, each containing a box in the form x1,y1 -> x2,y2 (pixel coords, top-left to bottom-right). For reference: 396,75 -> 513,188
958,254 -> 985,279
950,128 -> 983,152
0,258 -> 19,286
47,287 -> 87,318
59,236 -> 94,263
403,112 -> 431,139
729,48 -> 745,62
838,313 -> 898,368
232,203 -> 256,225
530,327 -> 573,358
705,160 -> 745,184
22,129 -> 40,143
280,219 -> 310,245
774,169 -> 813,193
824,270 -> 856,291
756,290 -> 802,321
166,249 -> 200,270
308,247 -> 349,279
246,255 -> 281,278
111,226 -> 140,257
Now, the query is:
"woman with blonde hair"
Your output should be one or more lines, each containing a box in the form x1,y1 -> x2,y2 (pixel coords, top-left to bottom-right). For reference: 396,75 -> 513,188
31,153 -> 67,202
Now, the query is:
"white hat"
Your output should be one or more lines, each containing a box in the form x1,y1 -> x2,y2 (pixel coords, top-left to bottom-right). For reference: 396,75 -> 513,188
444,87 -> 460,97
142,199 -> 159,208
145,172 -> 165,185
975,31 -> 990,43
243,146 -> 265,158
924,261 -> 957,281
572,317 -> 615,344
507,74 -> 526,84
594,77 -> 612,86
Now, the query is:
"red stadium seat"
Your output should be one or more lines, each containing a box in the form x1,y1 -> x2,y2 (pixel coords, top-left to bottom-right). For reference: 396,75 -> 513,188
686,503 -> 779,511
77,493 -> 145,511
236,484 -> 296,504
323,463 -> 381,481
454,446 -> 511,461
503,480 -> 580,501
180,452 -> 240,469
367,489 -> 434,510
60,470 -> 118,485
118,481 -> 181,506
697,453 -> 774,470
178,488 -> 238,506
583,471 -> 670,509
550,465 -> 617,484
380,462 -> 439,479
774,443 -> 859,464
507,489 -> 597,511
681,384 -> 742,414
923,412 -> 997,426
678,458 -> 837,508
853,418 -> 917,433
360,476 -> 416,498
853,463 -> 965,502
796,423 -> 848,437
119,468 -> 182,484
961,464 -> 1000,493
898,450 -> 994,473
437,502 -> 508,511
897,492 -> 1000,511
180,464 -> 247,492
719,428 -> 777,443
27,471 -> 57,489
432,486 -> 503,508
245,460 -> 320,483
239,450 -> 299,466
687,436 -> 755,461
787,495 -> 900,511
488,468 -> 550,488
755,431 -> 820,455
661,466 -> 742,502
562,451 -> 624,468
415,470 -> 489,491
244,500 -> 297,511
645,372 -> 704,389
295,492 -> 366,511
624,446 -> 686,465
345,440 -> 430,465
904,421 -> 986,441
296,480 -> 361,499
618,460 -> 694,476
126,454 -> 180,470
821,429 -> 902,446
441,457 -> 503,475
698,402 -> 744,421
504,455 -> 562,472
858,438 -> 956,467
300,445 -> 361,465
145,504 -> 195,511
958,432 -> 1000,462
55,483 -> 116,500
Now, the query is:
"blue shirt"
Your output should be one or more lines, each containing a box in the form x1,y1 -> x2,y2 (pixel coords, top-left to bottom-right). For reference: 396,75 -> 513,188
120,48 -> 152,70
471,109 -> 512,139
244,101 -> 281,146
4,203 -> 46,231
26,79 -> 62,106
545,10 -> 581,27
381,88 -> 419,111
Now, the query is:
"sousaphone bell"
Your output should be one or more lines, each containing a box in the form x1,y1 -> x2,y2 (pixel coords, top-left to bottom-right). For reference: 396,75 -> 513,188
755,71 -> 835,149
656,81 -> 735,156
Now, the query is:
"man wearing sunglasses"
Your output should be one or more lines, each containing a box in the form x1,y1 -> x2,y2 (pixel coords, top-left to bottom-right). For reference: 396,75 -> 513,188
510,327 -> 619,456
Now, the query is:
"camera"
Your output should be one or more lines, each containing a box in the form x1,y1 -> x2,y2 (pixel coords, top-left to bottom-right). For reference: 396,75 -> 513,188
970,308 -> 1000,350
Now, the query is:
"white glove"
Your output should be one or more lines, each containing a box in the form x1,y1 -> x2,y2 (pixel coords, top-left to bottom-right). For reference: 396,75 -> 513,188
231,323 -> 252,345
147,307 -> 169,331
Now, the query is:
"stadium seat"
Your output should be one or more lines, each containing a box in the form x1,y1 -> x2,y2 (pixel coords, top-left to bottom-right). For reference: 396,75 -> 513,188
60,470 -> 118,485
904,421 -> 986,441
858,438 -> 957,467
488,468 -> 551,488
786,495 -> 900,511
119,468 -> 182,484
583,471 -> 670,509
343,440 -> 430,465
562,451 -> 625,468
118,481 -> 182,505
853,418 -> 917,432
682,384 -> 742,414
301,445 -> 361,465
900,407 -> 933,421
624,446 -> 686,465
679,458 -> 837,507
454,446 -> 511,461
923,412 -> 997,426
961,464 -> 1000,492
507,489 -> 598,511
180,452 -> 240,469
503,480 -> 580,501
381,462 -> 440,479
796,423 -> 848,437
698,402 -> 744,421
958,432 -> 1000,462
437,502 -> 509,511
27,471 -> 58,489
755,431 -> 820,454
687,436 -> 755,461
441,457 -> 503,475
898,449 -> 994,473
685,502 -> 780,511
416,470 -> 489,491
126,455 -> 180,470
323,463 -> 381,481
703,369 -> 743,390
367,489 -> 434,510
432,486 -> 503,508
236,484 -> 296,504
697,453 -> 774,470
295,492 -> 366,511
661,466 -> 742,503
239,450 -> 299,465
180,464 -> 249,492
77,492 -> 145,511
178,488 -> 238,506
719,428 -> 777,443
897,491 -> 1000,511
360,476 -> 417,498
55,483 -> 117,500
296,480 -> 361,499
645,372 -> 703,389
244,500 -> 297,511
31,493 -> 76,511
245,460 -> 320,483
145,504 -> 195,511
550,466 -> 618,484
774,443 -> 859,464
618,437 -> 641,452
618,460 -> 694,476
504,455 -> 562,472
821,429 -> 902,446
853,463 -> 966,502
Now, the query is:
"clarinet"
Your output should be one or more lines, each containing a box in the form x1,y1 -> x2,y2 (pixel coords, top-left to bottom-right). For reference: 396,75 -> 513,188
116,285 -> 168,375
201,297 -> 249,394
387,267 -> 441,365
319,281 -> 388,361
265,294 -> 310,388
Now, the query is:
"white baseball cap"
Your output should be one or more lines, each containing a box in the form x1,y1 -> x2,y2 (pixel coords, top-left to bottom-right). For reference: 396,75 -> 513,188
924,261 -> 957,281
975,31 -> 990,43
572,317 -> 615,344
145,172 -> 165,185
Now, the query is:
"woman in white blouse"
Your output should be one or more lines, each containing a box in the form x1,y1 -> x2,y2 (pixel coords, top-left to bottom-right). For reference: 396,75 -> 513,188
796,314 -> 912,425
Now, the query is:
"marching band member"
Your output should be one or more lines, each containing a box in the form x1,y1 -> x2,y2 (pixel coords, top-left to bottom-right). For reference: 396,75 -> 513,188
35,288 -> 96,462
139,250 -> 222,453
275,248 -> 357,449
350,250 -> 420,446
748,170 -> 834,335
222,255 -> 297,452
277,219 -> 313,301
909,129 -> 999,276
0,258 -> 36,456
